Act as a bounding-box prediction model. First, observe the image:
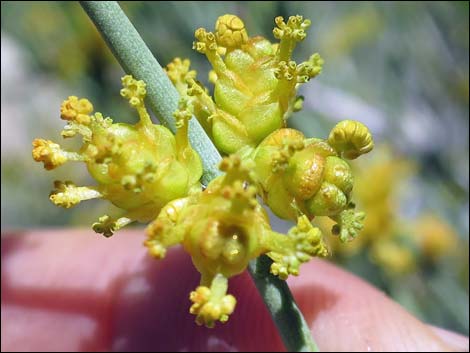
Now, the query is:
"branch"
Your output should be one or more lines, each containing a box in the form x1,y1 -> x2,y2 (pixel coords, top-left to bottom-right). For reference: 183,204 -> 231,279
80,1 -> 220,186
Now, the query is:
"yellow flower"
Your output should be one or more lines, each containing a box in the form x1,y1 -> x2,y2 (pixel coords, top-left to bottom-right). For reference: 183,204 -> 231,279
352,147 -> 412,244
370,239 -> 416,276
249,124 -> 371,242
32,138 -> 71,170
170,14 -> 324,154
60,95 -> 93,125
33,75 -> 203,237
413,214 -> 458,261
215,14 -> 248,50
145,155 -> 328,326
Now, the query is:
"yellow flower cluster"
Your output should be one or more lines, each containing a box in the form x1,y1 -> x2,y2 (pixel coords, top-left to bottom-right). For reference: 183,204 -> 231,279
33,75 -> 203,237
166,13 -> 373,245
145,154 -> 329,326
33,14 -> 374,327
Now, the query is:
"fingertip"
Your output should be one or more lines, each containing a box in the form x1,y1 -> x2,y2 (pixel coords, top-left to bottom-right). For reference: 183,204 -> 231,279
111,246 -> 285,351
1,230 -> 284,352
1,229 -> 148,351
288,259 -> 459,351
3,231 -> 467,352
429,326 -> 469,352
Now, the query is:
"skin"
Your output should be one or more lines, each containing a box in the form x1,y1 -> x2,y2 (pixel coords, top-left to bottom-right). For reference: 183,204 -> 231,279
1,229 -> 468,352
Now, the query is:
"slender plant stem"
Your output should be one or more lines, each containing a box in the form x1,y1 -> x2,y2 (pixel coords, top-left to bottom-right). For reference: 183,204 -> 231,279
80,1 -> 220,185
80,2 -> 319,351
249,256 -> 319,352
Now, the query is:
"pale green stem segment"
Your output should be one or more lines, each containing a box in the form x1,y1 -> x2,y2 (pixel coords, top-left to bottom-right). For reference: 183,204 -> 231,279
80,1 -> 220,186
249,256 -> 319,352
79,2 -> 319,351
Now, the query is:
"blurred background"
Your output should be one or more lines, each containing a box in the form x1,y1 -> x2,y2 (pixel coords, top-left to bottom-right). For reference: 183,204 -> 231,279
1,1 -> 468,335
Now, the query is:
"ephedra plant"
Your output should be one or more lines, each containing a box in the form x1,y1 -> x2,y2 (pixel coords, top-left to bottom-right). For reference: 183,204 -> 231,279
32,2 -> 373,351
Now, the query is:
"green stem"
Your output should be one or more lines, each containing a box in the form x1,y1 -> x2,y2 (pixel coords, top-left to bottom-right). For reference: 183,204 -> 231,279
80,2 -> 318,351
80,1 -> 220,186
249,256 -> 319,352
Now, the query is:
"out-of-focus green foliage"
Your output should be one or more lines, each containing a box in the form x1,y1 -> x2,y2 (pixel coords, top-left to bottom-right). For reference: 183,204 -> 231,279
1,1 -> 468,335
